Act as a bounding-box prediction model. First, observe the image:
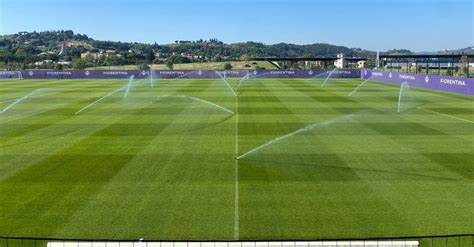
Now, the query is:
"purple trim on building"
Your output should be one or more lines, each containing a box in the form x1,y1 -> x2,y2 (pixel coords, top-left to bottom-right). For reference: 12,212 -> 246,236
361,70 -> 473,95
1,69 -> 361,80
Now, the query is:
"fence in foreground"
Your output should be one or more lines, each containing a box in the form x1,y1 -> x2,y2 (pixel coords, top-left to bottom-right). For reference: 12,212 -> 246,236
0,235 -> 473,247
361,70 -> 474,95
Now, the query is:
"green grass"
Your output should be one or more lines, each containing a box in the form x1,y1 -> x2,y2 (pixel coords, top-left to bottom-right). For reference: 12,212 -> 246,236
0,77 -> 472,241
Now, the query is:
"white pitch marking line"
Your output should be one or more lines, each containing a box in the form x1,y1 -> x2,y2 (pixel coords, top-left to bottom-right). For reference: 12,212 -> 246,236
234,96 -> 239,240
418,107 -> 473,124
216,71 -> 237,96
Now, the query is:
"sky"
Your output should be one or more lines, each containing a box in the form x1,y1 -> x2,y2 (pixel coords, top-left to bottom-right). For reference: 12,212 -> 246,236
0,0 -> 472,52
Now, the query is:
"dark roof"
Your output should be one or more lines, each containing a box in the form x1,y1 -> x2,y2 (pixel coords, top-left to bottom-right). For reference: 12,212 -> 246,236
253,57 -> 337,62
345,57 -> 368,61
380,54 -> 474,59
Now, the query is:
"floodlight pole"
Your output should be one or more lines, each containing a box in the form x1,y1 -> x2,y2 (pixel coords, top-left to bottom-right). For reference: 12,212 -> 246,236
467,57 -> 470,78
438,61 -> 441,75
376,50 -> 380,70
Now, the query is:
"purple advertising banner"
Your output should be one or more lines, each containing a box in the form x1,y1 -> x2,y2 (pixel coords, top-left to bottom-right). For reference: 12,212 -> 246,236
1,69 -> 360,80
361,70 -> 474,95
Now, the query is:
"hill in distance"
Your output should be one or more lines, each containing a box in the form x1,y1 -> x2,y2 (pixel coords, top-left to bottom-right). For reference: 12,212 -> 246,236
0,30 -> 471,70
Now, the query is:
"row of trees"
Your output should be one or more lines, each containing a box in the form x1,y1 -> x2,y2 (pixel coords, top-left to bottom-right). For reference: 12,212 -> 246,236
0,30 -> 379,70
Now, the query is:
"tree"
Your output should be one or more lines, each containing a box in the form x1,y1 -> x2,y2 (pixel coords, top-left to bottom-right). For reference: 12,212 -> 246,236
84,53 -> 96,67
224,63 -> 233,70
166,55 -> 191,70
447,67 -> 453,76
0,30 -> 380,69
145,50 -> 155,62
460,55 -> 469,77
139,63 -> 150,70
107,54 -> 123,66
416,65 -> 423,73
54,63 -> 63,70
73,59 -> 87,70
239,54 -> 250,61
15,49 -> 33,63
84,53 -> 95,63
168,54 -> 191,64
98,54 -> 108,66
0,50 -> 15,64
166,59 -> 174,70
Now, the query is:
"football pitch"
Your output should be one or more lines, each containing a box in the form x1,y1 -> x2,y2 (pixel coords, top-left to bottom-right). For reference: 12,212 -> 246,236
0,77 -> 472,240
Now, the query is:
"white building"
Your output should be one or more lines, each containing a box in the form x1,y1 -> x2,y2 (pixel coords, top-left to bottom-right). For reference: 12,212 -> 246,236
34,60 -> 53,66
57,61 -> 72,66
334,53 -> 345,68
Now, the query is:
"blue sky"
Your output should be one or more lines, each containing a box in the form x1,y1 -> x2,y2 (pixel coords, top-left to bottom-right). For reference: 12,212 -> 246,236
0,0 -> 472,51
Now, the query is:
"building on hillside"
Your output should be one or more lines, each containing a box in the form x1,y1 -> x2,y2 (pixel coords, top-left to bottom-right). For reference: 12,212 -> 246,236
40,51 -> 57,56
105,50 -> 117,55
81,52 -> 99,59
80,50 -> 120,59
34,60 -> 53,66
57,61 -> 72,66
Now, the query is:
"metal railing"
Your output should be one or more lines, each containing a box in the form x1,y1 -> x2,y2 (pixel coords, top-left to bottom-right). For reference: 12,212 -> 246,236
1,235 -> 473,247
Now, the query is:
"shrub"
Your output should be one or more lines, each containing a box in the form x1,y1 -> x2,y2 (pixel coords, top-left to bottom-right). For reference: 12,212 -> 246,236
224,63 -> 233,70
